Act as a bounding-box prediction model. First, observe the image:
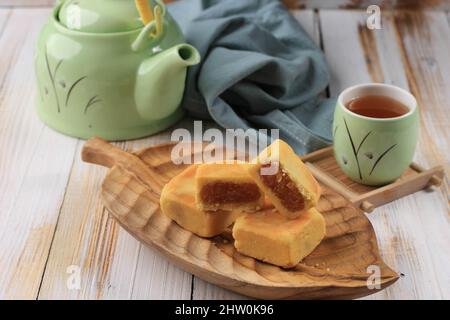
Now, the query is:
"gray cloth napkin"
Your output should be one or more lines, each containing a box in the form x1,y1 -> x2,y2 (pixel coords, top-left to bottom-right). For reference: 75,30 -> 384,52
169,0 -> 335,154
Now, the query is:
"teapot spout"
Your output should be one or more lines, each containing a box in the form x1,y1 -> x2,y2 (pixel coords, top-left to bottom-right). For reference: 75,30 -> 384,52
170,43 -> 201,68
135,44 -> 200,121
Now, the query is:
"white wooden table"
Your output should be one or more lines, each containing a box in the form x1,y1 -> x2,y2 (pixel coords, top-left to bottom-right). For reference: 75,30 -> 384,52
0,4 -> 449,300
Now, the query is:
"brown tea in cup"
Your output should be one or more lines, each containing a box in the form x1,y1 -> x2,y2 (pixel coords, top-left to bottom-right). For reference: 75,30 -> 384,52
346,95 -> 410,119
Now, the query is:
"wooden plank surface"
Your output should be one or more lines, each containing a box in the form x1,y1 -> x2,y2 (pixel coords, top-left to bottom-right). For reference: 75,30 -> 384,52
0,6 -> 448,300
391,10 -> 450,298
288,0 -> 450,10
0,8 -> 9,31
0,8 -> 80,299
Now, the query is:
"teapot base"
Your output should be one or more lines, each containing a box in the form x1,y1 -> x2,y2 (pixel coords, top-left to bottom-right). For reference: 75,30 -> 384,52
37,107 -> 185,141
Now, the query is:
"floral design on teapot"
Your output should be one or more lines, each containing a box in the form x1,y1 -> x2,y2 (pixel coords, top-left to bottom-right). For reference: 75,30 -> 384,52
42,47 -> 101,115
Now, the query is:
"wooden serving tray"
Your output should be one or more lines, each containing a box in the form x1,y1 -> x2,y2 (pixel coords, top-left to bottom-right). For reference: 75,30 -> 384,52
82,137 -> 399,300
302,147 -> 444,213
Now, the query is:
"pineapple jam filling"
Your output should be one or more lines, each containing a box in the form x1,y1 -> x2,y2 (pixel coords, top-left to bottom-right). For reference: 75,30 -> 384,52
200,182 -> 261,204
260,164 -> 306,212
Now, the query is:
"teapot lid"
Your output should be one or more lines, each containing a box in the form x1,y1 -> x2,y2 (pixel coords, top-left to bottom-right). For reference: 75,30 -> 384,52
58,0 -> 159,33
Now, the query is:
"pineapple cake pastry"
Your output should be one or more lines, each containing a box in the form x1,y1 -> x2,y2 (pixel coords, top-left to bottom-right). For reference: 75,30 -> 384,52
160,165 -> 242,238
248,139 -> 321,219
232,208 -> 326,268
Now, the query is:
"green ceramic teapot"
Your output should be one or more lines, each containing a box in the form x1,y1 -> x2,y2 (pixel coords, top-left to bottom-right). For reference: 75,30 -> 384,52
35,0 -> 200,140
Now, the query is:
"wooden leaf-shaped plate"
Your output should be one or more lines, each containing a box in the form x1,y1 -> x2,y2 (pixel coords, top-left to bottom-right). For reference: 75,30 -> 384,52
82,138 -> 398,300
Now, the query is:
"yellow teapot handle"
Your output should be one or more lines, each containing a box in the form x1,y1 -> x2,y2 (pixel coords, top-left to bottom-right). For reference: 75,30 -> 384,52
154,5 -> 163,37
135,0 -> 154,24
135,0 -> 165,38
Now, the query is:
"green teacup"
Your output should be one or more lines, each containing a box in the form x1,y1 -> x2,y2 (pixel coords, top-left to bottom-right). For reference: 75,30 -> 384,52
333,83 -> 419,186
